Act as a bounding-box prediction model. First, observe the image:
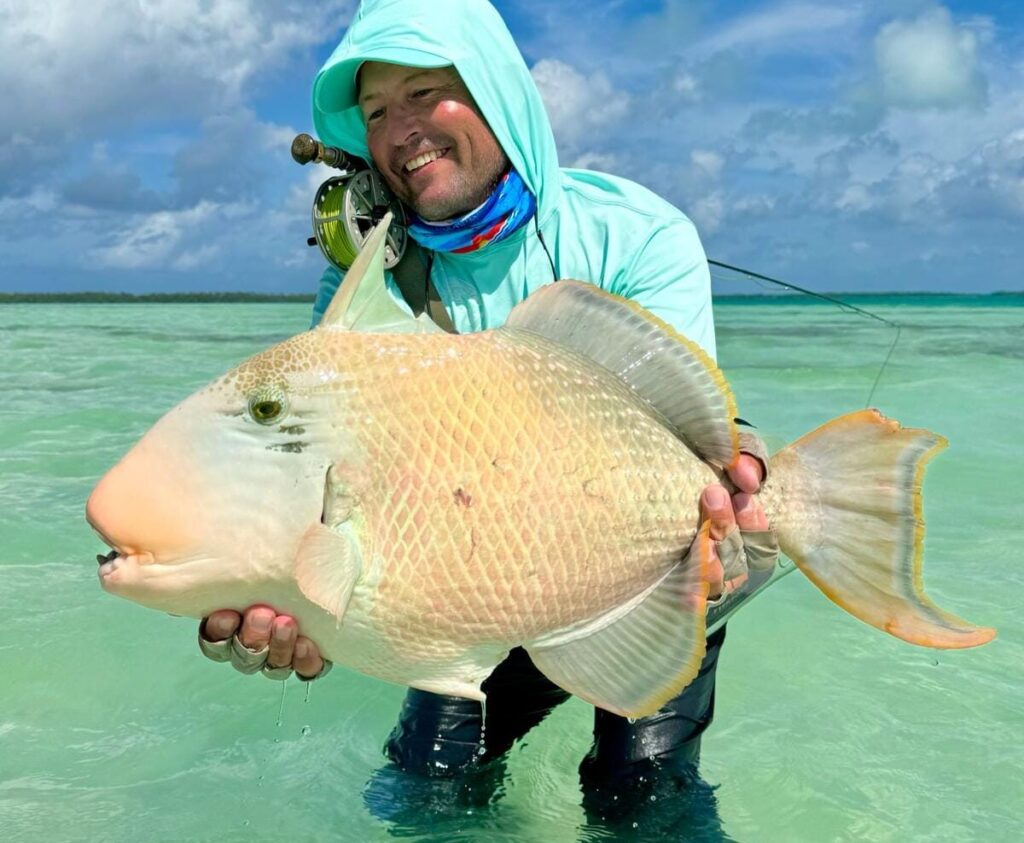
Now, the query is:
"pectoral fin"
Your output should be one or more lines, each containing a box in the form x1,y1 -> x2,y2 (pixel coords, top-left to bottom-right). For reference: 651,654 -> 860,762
525,524 -> 712,718
294,522 -> 362,624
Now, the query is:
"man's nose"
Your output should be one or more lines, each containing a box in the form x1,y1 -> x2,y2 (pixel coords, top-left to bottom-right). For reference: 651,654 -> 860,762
385,103 -> 423,148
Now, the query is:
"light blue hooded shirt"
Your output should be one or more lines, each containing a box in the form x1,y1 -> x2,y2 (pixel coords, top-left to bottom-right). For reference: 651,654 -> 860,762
310,0 -> 716,359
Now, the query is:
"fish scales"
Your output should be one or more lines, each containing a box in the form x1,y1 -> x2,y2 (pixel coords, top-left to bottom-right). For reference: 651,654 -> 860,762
261,328 -> 718,662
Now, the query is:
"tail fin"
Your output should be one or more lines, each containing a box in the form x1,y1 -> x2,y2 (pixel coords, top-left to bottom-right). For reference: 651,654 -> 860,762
763,409 -> 995,649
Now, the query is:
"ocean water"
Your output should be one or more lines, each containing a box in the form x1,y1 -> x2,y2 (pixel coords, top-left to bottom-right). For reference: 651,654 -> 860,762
0,299 -> 1020,842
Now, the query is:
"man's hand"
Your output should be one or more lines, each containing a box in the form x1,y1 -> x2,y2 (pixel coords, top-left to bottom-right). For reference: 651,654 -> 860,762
702,453 -> 770,601
199,606 -> 326,680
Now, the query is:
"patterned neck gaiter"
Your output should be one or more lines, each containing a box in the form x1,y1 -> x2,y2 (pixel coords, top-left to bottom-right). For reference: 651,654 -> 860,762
407,169 -> 537,254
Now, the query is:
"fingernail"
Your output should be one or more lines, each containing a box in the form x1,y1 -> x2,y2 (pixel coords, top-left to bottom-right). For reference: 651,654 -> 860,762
706,487 -> 728,509
208,619 -> 231,639
734,493 -> 752,513
252,614 -> 272,633
277,624 -> 295,642
295,641 -> 308,659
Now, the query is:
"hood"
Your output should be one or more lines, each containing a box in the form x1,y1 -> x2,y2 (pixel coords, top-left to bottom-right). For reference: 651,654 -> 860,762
312,0 -> 561,222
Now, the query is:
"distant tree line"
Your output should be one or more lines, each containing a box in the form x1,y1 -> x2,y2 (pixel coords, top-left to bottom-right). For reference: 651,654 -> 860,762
0,292 -> 317,303
1,291 -> 1019,305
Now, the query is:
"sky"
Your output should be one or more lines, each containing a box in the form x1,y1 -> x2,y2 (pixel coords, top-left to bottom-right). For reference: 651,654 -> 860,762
2,0 -> 1023,294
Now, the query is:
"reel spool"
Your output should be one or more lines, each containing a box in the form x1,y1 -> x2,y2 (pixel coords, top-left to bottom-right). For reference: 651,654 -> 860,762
312,173 -> 407,270
293,133 -> 407,271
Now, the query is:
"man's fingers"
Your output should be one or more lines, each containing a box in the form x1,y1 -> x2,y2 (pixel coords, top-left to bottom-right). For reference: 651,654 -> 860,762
293,637 -> 324,679
701,485 -> 736,541
238,605 -> 275,651
706,544 -> 725,600
733,492 -> 769,531
722,571 -> 749,596
202,610 -> 241,642
727,454 -> 763,494
267,616 -> 298,669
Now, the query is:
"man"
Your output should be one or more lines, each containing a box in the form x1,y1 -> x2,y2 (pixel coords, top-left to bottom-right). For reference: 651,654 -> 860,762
199,0 -> 778,817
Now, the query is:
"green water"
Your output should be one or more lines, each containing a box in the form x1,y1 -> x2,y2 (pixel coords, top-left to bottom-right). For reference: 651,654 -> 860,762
1,301 -> 1021,842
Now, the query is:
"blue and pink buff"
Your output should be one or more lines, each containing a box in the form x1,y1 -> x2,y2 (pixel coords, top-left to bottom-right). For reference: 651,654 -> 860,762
407,169 -> 537,254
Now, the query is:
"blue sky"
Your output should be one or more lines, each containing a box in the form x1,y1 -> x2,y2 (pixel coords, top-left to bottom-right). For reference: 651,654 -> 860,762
2,0 -> 1022,293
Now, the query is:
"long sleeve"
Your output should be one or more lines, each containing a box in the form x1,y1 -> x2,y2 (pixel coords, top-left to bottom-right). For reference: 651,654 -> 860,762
311,265 -> 344,328
608,217 -> 716,360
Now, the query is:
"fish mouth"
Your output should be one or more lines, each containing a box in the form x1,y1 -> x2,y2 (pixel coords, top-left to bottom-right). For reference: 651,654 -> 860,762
90,525 -> 155,579
87,512 -> 153,570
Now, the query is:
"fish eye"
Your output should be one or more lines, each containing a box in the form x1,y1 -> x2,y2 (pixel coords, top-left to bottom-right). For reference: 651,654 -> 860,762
247,390 -> 287,425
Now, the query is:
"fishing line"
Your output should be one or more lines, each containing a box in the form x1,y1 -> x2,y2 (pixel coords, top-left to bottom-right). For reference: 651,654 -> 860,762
708,258 -> 902,407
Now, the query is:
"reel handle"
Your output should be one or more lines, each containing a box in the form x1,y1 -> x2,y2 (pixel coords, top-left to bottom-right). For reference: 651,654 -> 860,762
291,133 -> 352,170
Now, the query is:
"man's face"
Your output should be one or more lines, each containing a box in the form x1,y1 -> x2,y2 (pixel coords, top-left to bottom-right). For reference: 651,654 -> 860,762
359,62 -> 509,221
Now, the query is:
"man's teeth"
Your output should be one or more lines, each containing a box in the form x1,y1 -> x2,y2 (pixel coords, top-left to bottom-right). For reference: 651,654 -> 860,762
405,150 -> 444,172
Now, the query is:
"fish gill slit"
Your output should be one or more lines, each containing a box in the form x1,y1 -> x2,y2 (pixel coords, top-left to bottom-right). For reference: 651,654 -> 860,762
265,442 -> 308,453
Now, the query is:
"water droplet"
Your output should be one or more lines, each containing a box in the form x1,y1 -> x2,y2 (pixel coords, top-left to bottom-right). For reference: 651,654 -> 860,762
632,821 -> 639,829
243,820 -> 250,827
301,725 -> 312,737
649,794 -> 657,802
432,742 -> 443,752
276,682 -> 287,728
304,683 -> 313,704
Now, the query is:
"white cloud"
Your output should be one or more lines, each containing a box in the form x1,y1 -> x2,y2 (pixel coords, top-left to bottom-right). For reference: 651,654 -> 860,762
530,59 -> 630,151
835,183 -> 873,213
930,129 -> 1024,219
731,194 -> 776,218
697,2 -> 862,57
690,191 -> 725,233
875,6 -> 987,110
173,243 -> 222,271
0,0 -> 353,138
89,201 -> 222,270
568,151 -> 620,171
673,72 -> 701,103
691,150 -> 724,179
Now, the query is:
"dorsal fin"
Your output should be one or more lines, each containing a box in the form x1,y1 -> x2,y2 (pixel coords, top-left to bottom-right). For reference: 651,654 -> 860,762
319,212 -> 441,334
504,281 -> 739,467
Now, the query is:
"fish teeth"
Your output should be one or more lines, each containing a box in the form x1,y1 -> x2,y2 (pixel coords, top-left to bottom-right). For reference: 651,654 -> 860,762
404,149 -> 444,172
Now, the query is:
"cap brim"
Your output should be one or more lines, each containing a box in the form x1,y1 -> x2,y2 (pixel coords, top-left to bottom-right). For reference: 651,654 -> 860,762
315,49 -> 453,114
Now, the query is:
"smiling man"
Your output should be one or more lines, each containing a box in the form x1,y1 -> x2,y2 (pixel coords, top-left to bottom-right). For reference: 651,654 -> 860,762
360,63 -> 511,223
197,0 -> 779,821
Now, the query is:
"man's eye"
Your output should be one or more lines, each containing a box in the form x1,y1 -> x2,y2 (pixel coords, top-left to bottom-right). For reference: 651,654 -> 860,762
366,107 -> 385,122
411,88 -> 435,99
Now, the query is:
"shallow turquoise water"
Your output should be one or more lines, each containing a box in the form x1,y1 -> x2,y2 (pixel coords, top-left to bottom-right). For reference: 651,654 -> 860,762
1,301 -> 1020,842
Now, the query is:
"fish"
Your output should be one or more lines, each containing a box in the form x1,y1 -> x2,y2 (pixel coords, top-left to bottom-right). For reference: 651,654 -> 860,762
86,215 -> 995,718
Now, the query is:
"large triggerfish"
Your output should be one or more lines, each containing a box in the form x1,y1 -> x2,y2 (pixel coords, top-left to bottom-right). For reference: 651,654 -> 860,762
87,216 -> 994,718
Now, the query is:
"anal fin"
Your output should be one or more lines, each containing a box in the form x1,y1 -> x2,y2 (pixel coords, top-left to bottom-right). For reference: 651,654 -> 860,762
526,524 -> 712,718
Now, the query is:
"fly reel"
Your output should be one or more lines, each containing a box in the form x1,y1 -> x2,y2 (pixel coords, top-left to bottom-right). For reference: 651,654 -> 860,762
292,133 -> 407,271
